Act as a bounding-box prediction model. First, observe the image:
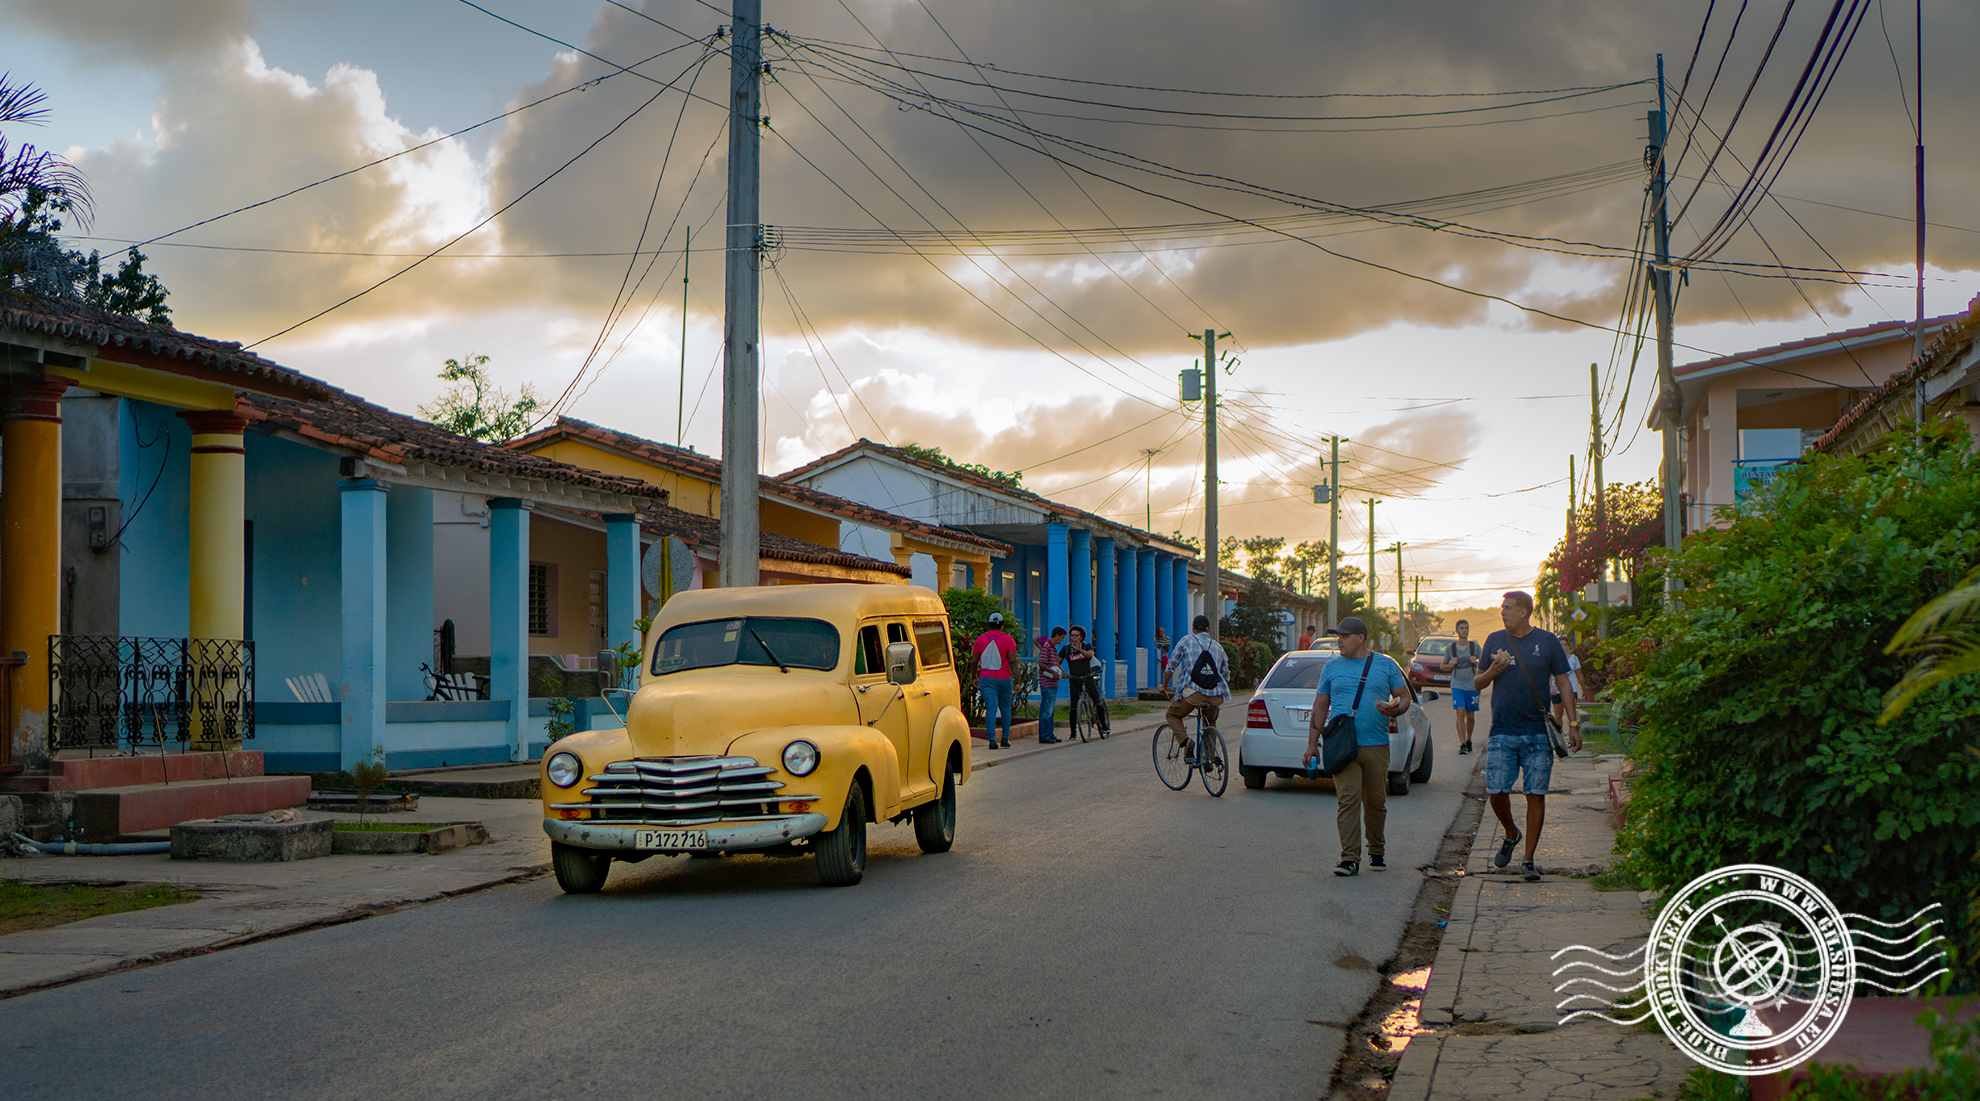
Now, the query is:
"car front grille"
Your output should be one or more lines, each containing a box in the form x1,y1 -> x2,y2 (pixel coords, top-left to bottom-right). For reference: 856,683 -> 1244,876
549,755 -> 818,826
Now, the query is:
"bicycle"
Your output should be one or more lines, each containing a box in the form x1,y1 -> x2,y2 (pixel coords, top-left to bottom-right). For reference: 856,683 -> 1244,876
1068,675 -> 1111,743
1152,706 -> 1228,797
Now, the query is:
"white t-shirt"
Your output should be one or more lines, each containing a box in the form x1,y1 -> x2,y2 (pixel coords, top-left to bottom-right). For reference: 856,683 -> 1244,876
1565,653 -> 1581,698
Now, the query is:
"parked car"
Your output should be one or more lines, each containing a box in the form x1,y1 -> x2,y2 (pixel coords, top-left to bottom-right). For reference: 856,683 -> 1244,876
1407,634 -> 1461,698
1237,648 -> 1433,794
540,584 -> 973,893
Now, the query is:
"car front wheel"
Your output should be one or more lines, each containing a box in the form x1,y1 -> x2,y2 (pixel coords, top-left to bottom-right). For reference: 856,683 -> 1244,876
913,770 -> 957,854
551,842 -> 611,894
815,783 -> 868,886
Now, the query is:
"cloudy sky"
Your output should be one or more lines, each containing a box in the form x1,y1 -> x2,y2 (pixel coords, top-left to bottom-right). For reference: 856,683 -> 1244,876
9,0 -> 1977,606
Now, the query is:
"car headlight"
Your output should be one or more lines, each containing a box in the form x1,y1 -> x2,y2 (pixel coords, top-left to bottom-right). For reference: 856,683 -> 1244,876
547,752 -> 583,788
782,740 -> 819,777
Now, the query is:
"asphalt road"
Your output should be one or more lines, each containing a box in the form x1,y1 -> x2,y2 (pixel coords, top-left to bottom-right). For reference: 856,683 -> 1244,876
4,705 -> 1468,1100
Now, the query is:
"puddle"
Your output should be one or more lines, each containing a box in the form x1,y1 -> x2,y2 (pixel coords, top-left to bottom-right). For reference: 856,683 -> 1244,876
1389,966 -> 1431,992
1370,998 -> 1430,1053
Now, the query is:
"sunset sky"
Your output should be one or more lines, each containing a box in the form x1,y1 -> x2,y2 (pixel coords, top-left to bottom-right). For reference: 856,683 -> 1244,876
8,0 -> 1977,605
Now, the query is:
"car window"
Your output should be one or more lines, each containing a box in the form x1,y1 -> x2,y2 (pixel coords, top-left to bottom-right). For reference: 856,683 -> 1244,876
913,620 -> 952,668
855,625 -> 885,677
886,621 -> 910,645
1262,653 -> 1335,690
1417,639 -> 1453,659
651,617 -> 841,675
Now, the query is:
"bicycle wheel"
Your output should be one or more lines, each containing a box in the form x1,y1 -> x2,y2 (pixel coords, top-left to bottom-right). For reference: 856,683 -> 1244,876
1072,696 -> 1093,743
1096,699 -> 1111,739
1197,726 -> 1230,797
1152,726 -> 1193,790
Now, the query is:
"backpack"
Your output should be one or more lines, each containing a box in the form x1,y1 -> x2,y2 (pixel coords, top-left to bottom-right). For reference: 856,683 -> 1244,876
1189,646 -> 1221,691
979,634 -> 1003,672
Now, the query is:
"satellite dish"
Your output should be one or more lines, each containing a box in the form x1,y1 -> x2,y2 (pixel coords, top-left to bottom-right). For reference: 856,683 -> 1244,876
641,536 -> 695,600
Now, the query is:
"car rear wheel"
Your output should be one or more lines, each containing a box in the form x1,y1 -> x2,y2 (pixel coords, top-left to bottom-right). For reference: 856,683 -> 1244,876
551,842 -> 611,894
1387,771 -> 1409,797
815,784 -> 868,886
1239,753 -> 1267,789
1409,730 -> 1434,784
913,769 -> 957,854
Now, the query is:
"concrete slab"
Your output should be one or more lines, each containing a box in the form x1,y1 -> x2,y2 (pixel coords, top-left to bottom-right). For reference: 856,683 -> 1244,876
171,816 -> 332,862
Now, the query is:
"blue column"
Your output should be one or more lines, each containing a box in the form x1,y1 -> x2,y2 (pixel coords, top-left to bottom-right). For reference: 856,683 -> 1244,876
1094,536 -> 1115,698
604,513 -> 640,664
1153,553 -> 1173,679
1046,523 -> 1069,640
1136,547 -> 1156,686
385,485 -> 434,703
339,479 -> 388,771
1118,545 -> 1138,698
1173,561 -> 1190,642
1069,528 -> 1092,640
489,498 -> 531,761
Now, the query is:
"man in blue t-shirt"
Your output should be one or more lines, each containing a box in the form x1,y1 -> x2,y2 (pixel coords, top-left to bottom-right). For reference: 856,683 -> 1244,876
1473,590 -> 1582,882
1301,617 -> 1410,877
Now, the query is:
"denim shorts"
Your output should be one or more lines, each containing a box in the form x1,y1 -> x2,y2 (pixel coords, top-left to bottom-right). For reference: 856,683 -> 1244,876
1485,733 -> 1553,795
1450,688 -> 1480,712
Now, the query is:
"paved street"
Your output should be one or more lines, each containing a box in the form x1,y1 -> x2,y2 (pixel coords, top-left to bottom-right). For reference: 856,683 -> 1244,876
3,706 -> 1467,1100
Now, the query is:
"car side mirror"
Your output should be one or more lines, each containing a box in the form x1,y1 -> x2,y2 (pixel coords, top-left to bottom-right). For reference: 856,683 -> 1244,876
885,641 -> 918,686
596,650 -> 620,691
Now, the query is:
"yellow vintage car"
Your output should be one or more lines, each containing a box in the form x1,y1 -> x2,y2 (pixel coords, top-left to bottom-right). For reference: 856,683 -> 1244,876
540,584 -> 974,892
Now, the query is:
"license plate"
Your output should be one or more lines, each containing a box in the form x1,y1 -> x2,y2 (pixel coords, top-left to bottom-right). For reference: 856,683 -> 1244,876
1286,707 -> 1311,725
634,829 -> 708,850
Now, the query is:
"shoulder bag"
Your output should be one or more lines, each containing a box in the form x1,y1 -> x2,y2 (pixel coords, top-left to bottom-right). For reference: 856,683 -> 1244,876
1319,656 -> 1374,775
1505,637 -> 1571,759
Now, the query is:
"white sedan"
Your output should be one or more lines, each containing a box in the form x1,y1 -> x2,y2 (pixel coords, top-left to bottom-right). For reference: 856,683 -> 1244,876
1237,648 -> 1434,795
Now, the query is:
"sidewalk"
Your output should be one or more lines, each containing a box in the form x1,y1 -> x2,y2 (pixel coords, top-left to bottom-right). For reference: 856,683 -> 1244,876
0,795 -> 550,998
1391,752 -> 1692,1101
969,693 -> 1243,771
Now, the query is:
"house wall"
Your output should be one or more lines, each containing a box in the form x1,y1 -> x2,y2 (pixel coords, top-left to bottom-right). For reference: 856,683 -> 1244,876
527,513 -> 607,658
243,433 -> 342,702
385,485 -> 434,701
762,497 -> 838,546
61,392 -> 122,636
117,400 -> 192,639
433,490 -> 492,656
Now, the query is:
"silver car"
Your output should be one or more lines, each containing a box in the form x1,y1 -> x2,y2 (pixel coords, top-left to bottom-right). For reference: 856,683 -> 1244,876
1237,648 -> 1434,794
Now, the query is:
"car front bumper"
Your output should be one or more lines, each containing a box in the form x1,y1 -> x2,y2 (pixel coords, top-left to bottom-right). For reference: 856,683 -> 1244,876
543,813 -> 829,853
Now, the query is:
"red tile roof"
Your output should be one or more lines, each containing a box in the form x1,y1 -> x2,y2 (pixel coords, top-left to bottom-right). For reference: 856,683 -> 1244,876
1,293 -> 334,402
1812,296 -> 1980,454
781,438 -> 1199,555
1676,311 -> 1964,377
509,417 -> 1012,558
240,391 -> 664,501
627,501 -> 910,577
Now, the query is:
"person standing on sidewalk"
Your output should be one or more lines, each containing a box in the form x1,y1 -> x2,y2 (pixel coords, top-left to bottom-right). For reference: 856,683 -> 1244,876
972,612 -> 1019,749
1441,619 -> 1482,754
1301,617 -> 1409,877
1036,626 -> 1066,744
1297,624 -> 1316,651
1472,591 -> 1581,881
1161,615 -> 1229,752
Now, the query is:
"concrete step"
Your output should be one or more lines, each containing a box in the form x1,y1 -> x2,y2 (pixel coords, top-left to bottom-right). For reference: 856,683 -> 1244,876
47,751 -> 264,791
75,775 -> 310,842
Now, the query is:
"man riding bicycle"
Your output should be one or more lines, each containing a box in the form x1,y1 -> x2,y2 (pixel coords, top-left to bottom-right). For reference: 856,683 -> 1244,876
1162,615 -> 1230,753
1061,625 -> 1110,736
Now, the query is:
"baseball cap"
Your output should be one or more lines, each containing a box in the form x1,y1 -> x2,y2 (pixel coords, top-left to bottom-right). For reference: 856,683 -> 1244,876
1327,617 -> 1369,637
987,612 -> 1004,625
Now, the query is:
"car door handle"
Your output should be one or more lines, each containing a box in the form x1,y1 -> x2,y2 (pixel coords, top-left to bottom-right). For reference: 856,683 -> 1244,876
916,689 -> 933,697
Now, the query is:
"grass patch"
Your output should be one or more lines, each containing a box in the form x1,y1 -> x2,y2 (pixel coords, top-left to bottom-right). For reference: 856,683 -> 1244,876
1592,865 -> 1647,892
330,821 -> 452,833
0,878 -> 199,936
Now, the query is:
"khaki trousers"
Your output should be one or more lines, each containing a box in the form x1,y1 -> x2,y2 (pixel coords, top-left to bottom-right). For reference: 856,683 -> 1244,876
1335,743 -> 1390,861
1165,692 -> 1221,741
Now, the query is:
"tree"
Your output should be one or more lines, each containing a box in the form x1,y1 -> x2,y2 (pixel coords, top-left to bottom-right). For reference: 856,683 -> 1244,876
1224,576 -> 1286,653
1882,561 -> 1980,723
1286,540 -> 1332,595
1239,536 -> 1286,585
420,354 -> 541,443
896,443 -> 1024,490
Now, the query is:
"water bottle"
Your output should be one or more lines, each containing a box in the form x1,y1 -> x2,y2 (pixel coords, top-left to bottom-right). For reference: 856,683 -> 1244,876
1305,754 -> 1321,781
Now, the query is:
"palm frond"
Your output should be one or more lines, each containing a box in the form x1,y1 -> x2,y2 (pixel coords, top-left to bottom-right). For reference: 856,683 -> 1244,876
1881,565 -> 1980,723
0,73 -> 52,127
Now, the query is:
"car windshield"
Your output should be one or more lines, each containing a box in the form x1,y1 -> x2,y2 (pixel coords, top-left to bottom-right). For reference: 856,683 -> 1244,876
651,616 -> 840,675
1416,639 -> 1454,659
1261,652 -> 1336,690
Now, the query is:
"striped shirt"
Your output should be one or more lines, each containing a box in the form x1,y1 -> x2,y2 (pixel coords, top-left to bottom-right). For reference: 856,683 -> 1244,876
1035,637 -> 1062,689
1165,631 -> 1231,699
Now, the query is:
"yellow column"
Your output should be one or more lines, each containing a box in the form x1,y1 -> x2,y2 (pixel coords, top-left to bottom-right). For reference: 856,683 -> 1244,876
971,557 -> 991,593
932,554 -> 955,592
889,532 -> 914,582
180,408 -> 250,751
1,376 -> 68,767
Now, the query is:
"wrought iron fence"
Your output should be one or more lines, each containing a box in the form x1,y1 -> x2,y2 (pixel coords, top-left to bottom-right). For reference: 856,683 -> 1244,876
49,636 -> 255,753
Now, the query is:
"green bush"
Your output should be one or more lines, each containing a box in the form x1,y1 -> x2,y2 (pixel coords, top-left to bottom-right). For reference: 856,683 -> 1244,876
940,588 -> 1033,726
1606,422 -> 1980,988
1220,637 -> 1274,690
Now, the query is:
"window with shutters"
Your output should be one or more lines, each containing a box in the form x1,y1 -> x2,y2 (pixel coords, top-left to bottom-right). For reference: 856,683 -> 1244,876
529,562 -> 558,636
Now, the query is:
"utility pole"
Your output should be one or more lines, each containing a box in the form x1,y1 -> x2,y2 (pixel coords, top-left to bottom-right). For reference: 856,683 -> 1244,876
1390,542 -> 1405,651
1192,330 -> 1227,637
718,0 -> 764,588
1568,452 -> 1577,555
1647,54 -> 1683,601
678,226 -> 690,447
1913,0 -> 1927,430
1325,435 -> 1345,631
1142,447 -> 1161,532
1591,362 -> 1609,639
1365,497 -> 1381,626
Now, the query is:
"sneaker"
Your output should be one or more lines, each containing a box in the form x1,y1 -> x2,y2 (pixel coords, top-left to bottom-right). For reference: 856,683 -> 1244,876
1495,829 -> 1522,868
1334,860 -> 1359,877
1369,855 -> 1387,869
1522,861 -> 1541,882
1459,742 -> 1472,755
984,741 -> 1000,750
1000,740 -> 1011,748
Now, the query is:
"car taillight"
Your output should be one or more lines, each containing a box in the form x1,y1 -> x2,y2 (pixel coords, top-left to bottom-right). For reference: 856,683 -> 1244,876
1247,700 -> 1273,728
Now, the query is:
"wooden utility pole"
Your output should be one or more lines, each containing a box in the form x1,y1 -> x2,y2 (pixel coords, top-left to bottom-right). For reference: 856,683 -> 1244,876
678,227 -> 690,447
1648,54 -> 1683,600
1591,362 -> 1609,639
1365,498 -> 1381,627
1193,330 -> 1226,637
1391,542 -> 1405,651
1325,435 -> 1345,630
718,0 -> 764,587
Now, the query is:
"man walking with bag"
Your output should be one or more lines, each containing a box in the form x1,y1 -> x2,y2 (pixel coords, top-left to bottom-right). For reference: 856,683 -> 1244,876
1301,617 -> 1409,877
1472,591 -> 1580,881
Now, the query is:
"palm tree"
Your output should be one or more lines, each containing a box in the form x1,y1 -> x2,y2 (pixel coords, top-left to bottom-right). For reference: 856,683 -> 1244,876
1,73 -> 89,224
1881,563 -> 1980,723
